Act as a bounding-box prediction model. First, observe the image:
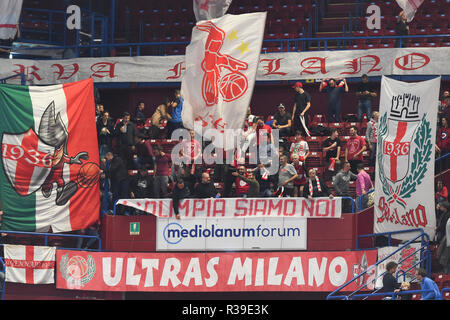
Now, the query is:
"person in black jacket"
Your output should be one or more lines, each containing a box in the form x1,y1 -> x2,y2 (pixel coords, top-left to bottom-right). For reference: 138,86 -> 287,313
172,178 -> 191,219
130,167 -> 153,214
103,152 -> 129,215
303,168 -> 333,199
115,112 -> 137,169
194,172 -> 220,198
382,261 -> 401,299
97,110 -> 114,158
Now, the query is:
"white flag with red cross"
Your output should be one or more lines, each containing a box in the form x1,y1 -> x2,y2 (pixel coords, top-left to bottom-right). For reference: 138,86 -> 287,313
181,12 -> 266,146
374,76 -> 439,241
193,0 -> 233,21
4,245 -> 56,284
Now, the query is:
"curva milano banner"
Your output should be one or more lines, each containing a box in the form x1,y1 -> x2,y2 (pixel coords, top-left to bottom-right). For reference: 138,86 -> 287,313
374,76 -> 439,241
56,249 -> 377,292
116,197 -> 342,219
0,47 -> 448,85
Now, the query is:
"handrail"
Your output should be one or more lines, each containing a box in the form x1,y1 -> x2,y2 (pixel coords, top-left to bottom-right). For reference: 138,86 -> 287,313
0,230 -> 102,252
349,288 -> 434,300
327,228 -> 430,300
11,33 -> 450,58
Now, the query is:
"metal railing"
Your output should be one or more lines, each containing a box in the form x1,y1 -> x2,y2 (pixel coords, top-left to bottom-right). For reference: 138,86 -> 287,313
0,258 -> 5,300
327,228 -> 431,300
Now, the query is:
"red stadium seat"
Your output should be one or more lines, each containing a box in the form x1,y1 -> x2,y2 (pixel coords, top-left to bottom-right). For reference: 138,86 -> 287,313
305,136 -> 324,152
306,151 -> 323,167
310,113 -> 327,125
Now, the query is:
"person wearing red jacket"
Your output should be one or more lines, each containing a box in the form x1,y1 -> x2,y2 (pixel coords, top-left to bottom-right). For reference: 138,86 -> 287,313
234,165 -> 250,197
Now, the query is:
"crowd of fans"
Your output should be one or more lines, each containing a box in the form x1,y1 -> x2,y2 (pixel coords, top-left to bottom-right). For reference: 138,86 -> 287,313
94,79 -> 450,220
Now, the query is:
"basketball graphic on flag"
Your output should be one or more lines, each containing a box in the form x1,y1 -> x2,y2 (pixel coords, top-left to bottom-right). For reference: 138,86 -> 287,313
219,72 -> 248,102
76,162 -> 100,188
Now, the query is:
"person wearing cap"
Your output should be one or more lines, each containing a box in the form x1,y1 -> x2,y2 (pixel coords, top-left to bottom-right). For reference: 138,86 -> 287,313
272,103 -> 292,138
291,81 -> 311,137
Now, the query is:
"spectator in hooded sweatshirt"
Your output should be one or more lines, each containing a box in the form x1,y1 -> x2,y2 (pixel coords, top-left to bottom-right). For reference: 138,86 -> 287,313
356,163 -> 373,210
333,161 -> 357,212
416,268 -> 442,300
168,89 -> 184,137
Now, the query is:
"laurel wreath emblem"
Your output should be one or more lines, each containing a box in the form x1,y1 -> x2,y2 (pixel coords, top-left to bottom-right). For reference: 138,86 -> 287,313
60,254 -> 96,287
377,112 -> 432,208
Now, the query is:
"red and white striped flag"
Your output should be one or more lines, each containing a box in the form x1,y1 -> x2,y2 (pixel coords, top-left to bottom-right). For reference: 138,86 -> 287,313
4,245 -> 56,284
0,0 -> 22,40
395,0 -> 424,22
193,0 -> 233,21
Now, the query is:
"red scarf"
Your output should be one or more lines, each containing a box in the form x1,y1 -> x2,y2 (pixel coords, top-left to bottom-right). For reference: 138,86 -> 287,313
308,176 -> 322,195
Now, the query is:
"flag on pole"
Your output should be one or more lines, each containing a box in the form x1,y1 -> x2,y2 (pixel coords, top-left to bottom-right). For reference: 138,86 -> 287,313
0,78 -> 100,233
193,0 -> 233,21
0,0 -> 23,40
395,0 -> 424,22
374,76 -> 440,241
4,245 -> 56,284
181,12 -> 266,147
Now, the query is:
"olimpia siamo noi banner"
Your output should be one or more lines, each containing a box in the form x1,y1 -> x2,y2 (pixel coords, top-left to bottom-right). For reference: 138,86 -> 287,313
0,78 -> 100,232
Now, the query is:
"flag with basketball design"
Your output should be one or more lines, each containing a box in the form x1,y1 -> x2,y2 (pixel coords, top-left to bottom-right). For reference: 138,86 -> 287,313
4,245 -> 56,284
374,76 -> 440,241
181,12 -> 266,147
0,78 -> 100,232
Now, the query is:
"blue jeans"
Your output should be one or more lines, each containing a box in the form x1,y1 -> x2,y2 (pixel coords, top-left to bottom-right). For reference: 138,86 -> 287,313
328,101 -> 341,123
357,99 -> 372,122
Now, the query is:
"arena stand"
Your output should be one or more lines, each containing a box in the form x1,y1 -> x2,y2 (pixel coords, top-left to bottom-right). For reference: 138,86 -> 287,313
0,0 -> 449,302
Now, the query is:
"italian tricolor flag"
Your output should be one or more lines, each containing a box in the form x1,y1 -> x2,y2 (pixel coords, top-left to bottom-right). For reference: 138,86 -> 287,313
0,78 -> 100,232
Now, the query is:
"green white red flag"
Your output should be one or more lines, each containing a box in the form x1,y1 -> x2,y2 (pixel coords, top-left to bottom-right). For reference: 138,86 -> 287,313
0,78 -> 100,232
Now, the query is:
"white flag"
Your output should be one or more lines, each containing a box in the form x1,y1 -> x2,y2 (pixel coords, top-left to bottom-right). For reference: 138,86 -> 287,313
395,0 -> 424,22
181,12 -> 266,147
4,245 -> 56,284
374,76 -> 440,241
0,0 -> 23,39
193,0 -> 233,21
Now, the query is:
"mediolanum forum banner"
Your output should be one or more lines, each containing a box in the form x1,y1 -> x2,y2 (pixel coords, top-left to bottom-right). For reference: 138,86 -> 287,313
374,76 -> 440,241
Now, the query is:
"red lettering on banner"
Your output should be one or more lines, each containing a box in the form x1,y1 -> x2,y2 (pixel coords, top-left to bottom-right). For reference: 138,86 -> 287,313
341,55 -> 382,75
192,199 -> 205,217
260,58 -> 288,76
90,62 -> 117,78
144,200 -> 157,216
254,199 -> 267,216
377,196 -> 427,228
284,200 -> 296,216
14,64 -> 42,81
213,199 -> 225,217
179,199 -> 190,218
51,63 -> 80,80
302,199 -> 315,217
394,53 -> 430,71
316,199 -> 329,217
300,57 -> 328,75
268,199 -> 282,216
166,62 -> 186,80
234,199 -> 247,216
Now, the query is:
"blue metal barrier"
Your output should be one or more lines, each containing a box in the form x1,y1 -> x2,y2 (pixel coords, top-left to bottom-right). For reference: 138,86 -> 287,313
0,230 -> 102,252
327,228 -> 431,300
0,73 -> 26,85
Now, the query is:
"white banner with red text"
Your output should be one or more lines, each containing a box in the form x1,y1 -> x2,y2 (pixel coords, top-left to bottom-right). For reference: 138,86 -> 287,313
373,76 -> 439,241
116,197 -> 342,219
2,47 -> 449,85
56,249 -> 377,292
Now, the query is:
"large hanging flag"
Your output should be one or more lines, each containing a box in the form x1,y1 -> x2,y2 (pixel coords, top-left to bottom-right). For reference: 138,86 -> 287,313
374,76 -> 440,241
395,0 -> 424,22
181,12 -> 266,146
193,0 -> 233,21
0,78 -> 100,233
0,0 -> 23,40
4,245 -> 56,284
